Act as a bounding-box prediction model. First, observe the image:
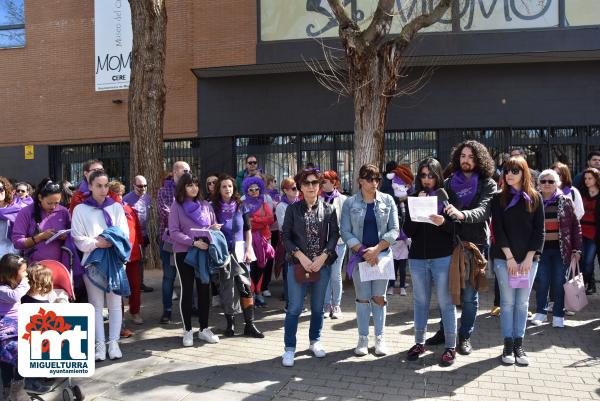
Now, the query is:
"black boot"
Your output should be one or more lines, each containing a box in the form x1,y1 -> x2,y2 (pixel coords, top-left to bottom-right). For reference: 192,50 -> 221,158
425,330 -> 445,346
242,307 -> 264,338
586,280 -> 597,295
501,337 -> 515,365
457,334 -> 472,355
224,314 -> 235,337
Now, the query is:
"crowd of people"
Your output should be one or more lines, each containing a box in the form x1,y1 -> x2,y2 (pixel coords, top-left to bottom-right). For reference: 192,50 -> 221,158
0,141 -> 598,398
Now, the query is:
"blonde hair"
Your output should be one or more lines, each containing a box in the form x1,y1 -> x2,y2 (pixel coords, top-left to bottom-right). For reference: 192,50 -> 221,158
109,180 -> 126,196
27,263 -> 53,296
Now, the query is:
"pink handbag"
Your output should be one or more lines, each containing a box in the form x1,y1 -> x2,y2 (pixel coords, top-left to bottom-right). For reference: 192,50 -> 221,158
564,257 -> 588,312
508,264 -> 529,289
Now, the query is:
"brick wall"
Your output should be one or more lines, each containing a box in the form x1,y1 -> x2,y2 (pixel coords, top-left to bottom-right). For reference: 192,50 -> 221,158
0,0 -> 257,147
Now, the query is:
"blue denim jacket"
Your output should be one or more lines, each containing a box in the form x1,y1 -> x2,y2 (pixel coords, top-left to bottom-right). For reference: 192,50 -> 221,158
340,191 -> 399,250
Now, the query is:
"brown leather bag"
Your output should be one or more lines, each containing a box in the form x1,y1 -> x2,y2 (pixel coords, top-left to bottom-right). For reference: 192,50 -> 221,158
294,263 -> 320,283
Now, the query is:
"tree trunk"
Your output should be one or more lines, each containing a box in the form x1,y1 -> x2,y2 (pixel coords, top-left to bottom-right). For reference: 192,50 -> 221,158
128,0 -> 167,270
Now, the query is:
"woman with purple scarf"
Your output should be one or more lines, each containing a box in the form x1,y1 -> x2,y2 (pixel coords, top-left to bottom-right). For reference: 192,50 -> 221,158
242,176 -> 275,307
211,175 -> 264,338
0,177 -> 26,258
262,174 -> 280,299
168,173 -> 221,347
491,156 -> 544,366
71,170 -> 130,362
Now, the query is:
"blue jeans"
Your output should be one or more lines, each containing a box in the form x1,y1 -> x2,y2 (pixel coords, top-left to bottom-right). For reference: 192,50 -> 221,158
353,265 -> 389,337
535,248 -> 567,318
409,256 -> 457,349
160,241 -> 177,312
494,258 -> 538,338
581,238 -> 597,282
284,264 -> 331,351
325,244 -> 347,306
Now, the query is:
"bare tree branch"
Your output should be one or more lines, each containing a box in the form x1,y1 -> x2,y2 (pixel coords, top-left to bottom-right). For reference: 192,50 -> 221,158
326,0 -> 358,31
360,0 -> 394,46
394,0 -> 453,51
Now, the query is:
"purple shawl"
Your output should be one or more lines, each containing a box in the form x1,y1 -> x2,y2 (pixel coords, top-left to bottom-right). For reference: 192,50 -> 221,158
13,196 -> 33,208
450,171 -> 479,209
543,190 -> 561,208
242,176 -> 267,215
182,200 -> 212,227
505,187 -> 532,211
82,196 -> 116,227
78,179 -> 90,196
281,195 -> 299,206
251,230 -> 275,268
266,188 -> 281,203
322,189 -> 340,204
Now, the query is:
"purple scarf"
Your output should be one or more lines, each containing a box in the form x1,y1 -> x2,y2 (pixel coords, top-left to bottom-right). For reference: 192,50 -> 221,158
243,195 -> 265,216
543,190 -> 561,208
346,245 -> 366,279
13,196 -> 33,207
450,171 -> 479,209
505,187 -> 532,211
266,189 -> 281,203
78,179 -> 90,195
281,195 -> 299,206
182,200 -> 211,227
0,202 -> 22,224
322,189 -> 340,204
562,186 -> 572,196
218,200 -> 237,220
83,196 -> 116,227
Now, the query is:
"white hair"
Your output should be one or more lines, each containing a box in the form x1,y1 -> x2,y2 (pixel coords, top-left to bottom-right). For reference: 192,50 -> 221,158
538,169 -> 561,187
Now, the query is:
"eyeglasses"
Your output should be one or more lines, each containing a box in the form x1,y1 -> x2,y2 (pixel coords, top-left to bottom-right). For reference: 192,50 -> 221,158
302,180 -> 320,187
247,161 -> 258,165
248,187 -> 260,192
419,173 -> 435,179
539,180 -> 555,185
135,184 -> 148,189
503,168 -> 522,175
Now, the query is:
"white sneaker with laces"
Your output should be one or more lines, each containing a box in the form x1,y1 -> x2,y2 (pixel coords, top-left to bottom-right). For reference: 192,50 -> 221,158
309,341 -> 326,358
107,340 -> 122,360
552,316 -> 564,328
374,335 -> 389,356
354,335 -> 369,356
530,313 -> 547,326
281,350 -> 295,367
262,290 -> 272,297
564,309 -> 576,316
183,330 -> 194,347
330,305 -> 342,319
386,287 -> 394,296
95,342 -> 106,361
198,328 -> 220,344
400,288 -> 407,296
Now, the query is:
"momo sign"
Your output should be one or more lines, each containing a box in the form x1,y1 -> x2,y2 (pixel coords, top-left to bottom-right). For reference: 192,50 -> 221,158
18,304 -> 95,377
95,0 -> 132,91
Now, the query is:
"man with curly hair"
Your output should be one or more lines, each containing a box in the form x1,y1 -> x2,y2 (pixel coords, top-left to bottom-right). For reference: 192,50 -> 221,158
426,140 -> 497,356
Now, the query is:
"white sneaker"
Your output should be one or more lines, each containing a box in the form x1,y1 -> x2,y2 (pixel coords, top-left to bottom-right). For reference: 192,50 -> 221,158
281,350 -> 295,367
386,287 -> 394,296
564,309 -> 576,316
183,330 -> 194,347
323,304 -> 331,318
354,335 -> 369,356
95,342 -> 106,361
544,301 -> 554,312
107,340 -> 122,360
262,290 -> 272,297
530,313 -> 547,326
374,335 -> 389,356
330,305 -> 342,319
212,295 -> 221,307
172,291 -> 179,300
309,341 -> 326,358
502,352 -> 515,365
552,316 -> 565,328
198,328 -> 219,344
400,288 -> 407,296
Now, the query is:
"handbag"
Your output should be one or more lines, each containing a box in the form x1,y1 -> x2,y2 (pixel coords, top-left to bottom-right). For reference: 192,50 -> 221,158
508,265 -> 529,289
293,263 -> 320,283
563,257 -> 588,312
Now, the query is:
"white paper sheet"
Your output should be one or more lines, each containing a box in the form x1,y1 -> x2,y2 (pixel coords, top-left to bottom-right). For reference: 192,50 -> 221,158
358,254 -> 395,281
407,196 -> 438,224
234,241 -> 256,263
44,229 -> 71,244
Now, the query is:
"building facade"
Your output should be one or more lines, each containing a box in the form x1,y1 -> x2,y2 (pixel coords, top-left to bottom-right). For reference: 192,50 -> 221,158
1,1 -> 600,191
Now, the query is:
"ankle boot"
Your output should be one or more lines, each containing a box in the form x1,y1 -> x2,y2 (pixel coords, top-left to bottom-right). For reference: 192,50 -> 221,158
242,307 -> 264,338
501,337 -> 515,365
224,314 -> 235,337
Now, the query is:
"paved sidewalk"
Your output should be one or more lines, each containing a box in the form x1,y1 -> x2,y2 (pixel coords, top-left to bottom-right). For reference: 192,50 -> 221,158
48,270 -> 599,401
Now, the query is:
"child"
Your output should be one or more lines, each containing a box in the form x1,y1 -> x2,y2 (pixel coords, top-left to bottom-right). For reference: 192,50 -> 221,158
0,253 -> 30,401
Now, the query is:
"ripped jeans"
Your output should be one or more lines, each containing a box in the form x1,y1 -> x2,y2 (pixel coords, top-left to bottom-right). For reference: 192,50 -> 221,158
352,268 -> 388,337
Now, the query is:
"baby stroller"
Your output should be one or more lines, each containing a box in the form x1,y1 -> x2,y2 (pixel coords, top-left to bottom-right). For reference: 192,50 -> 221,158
25,256 -> 84,401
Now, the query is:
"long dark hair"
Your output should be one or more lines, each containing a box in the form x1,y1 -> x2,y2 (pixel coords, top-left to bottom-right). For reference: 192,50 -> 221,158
175,173 -> 203,204
211,174 -> 242,215
577,168 -> 600,198
450,140 -> 496,179
33,178 -> 62,223
500,157 -> 540,213
0,254 -> 26,289
0,176 -> 14,205
414,158 -> 444,194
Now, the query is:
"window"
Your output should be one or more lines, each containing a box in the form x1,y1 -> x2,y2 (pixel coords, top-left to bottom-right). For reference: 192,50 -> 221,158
0,0 -> 25,49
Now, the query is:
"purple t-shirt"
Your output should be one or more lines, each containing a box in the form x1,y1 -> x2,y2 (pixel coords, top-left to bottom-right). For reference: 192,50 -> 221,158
0,281 -> 30,320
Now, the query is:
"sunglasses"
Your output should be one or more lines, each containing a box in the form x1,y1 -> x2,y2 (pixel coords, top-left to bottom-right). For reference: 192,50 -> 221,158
182,169 -> 190,174
248,187 -> 260,192
207,181 -> 217,185
503,168 -> 522,175
135,184 -> 148,188
539,180 -> 555,185
285,186 -> 298,191
247,161 -> 258,165
16,189 -> 27,194
419,173 -> 435,179
303,180 -> 320,187
0,186 -> 4,193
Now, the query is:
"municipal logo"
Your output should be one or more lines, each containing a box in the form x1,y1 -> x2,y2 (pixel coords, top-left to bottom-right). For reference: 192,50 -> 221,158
18,304 -> 95,377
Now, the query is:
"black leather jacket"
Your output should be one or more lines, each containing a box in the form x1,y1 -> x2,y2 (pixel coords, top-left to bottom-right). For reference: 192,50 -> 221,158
282,199 -> 340,266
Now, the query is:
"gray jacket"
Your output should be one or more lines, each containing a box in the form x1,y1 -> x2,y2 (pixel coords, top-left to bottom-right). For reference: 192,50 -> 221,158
340,191 -> 399,250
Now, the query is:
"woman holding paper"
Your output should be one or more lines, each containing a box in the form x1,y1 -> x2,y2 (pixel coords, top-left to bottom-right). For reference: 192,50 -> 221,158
12,178 -> 71,263
403,158 -> 458,367
491,156 -> 544,366
340,164 -> 399,357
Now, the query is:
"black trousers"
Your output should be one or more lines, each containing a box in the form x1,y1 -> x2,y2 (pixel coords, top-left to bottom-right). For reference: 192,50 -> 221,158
175,253 -> 211,331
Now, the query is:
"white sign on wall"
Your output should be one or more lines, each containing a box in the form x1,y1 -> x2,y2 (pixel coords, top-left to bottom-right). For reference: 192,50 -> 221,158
94,0 -> 132,91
